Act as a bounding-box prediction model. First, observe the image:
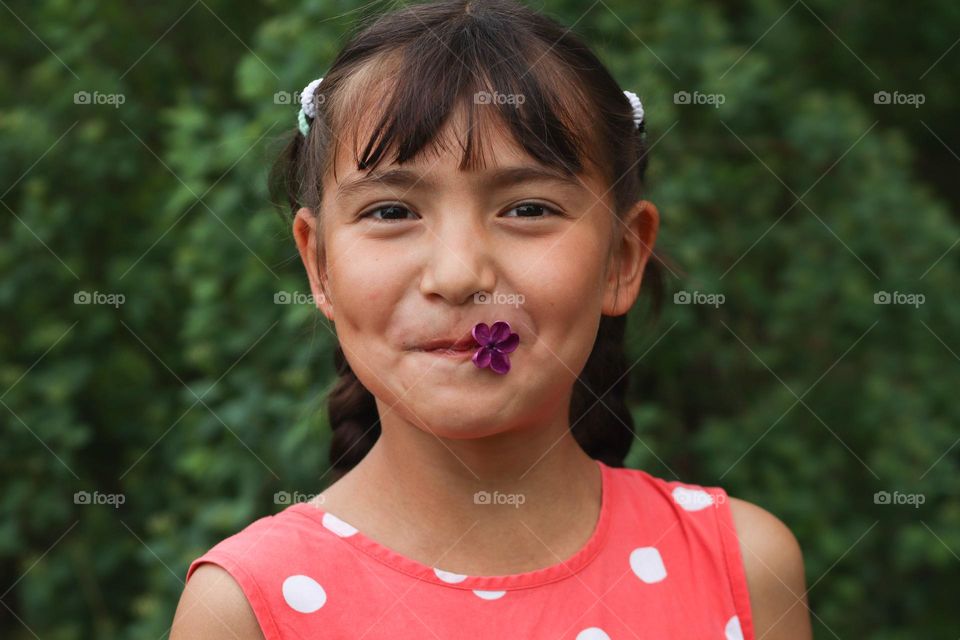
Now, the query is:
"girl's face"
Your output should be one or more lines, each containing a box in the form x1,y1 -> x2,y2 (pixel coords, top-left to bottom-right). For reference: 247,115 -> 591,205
294,106 -> 658,440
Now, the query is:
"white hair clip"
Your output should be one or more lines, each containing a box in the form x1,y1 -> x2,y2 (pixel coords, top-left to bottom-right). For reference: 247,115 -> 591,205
297,76 -> 324,136
623,90 -> 644,130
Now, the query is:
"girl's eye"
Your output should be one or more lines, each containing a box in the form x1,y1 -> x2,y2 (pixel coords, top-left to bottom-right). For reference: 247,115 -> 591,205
502,202 -> 561,219
359,204 -> 417,222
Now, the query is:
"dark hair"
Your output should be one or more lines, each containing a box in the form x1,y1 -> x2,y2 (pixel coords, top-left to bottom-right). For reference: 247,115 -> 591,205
270,0 -> 669,481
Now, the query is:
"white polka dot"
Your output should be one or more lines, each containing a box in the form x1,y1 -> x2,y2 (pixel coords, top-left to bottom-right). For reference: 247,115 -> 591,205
282,574 -> 326,613
672,486 -> 715,511
725,615 -> 744,640
433,568 -> 468,583
629,546 -> 667,583
472,589 -> 506,600
576,627 -> 611,640
322,512 -> 358,537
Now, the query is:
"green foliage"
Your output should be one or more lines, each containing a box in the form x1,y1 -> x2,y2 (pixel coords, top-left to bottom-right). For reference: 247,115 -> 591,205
2,0 -> 958,637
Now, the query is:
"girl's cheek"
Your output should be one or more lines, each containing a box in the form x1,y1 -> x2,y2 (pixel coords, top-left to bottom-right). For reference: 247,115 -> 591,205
514,237 -> 605,302
327,241 -> 409,324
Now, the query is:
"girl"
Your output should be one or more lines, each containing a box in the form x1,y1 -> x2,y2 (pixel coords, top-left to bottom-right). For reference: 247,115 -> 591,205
173,1 -> 812,638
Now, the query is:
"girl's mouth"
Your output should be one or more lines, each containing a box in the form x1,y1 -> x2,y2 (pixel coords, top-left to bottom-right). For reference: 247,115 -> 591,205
418,346 -> 476,358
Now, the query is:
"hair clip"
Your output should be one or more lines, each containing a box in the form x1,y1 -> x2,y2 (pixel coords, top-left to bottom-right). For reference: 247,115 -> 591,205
623,90 -> 644,130
298,76 -> 324,136
471,321 -> 520,375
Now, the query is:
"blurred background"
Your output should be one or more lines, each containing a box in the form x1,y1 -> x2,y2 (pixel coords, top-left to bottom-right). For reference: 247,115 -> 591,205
2,0 -> 959,637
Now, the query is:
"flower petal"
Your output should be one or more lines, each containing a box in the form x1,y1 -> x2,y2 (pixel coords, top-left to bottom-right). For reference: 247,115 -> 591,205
472,346 -> 491,369
472,322 -> 491,345
496,332 -> 519,353
489,321 -> 511,344
489,350 -> 511,374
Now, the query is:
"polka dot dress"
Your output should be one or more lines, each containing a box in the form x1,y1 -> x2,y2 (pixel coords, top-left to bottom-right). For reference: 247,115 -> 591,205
186,461 -> 755,639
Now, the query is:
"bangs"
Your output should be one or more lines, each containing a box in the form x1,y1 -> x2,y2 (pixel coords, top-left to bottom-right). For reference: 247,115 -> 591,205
325,32 -> 609,183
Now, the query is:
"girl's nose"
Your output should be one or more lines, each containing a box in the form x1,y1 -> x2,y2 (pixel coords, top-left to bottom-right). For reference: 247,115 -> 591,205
418,220 -> 497,306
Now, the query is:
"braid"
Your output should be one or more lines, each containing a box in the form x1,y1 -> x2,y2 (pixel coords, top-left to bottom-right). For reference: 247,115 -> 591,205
570,315 -> 634,467
570,247 -> 666,468
325,344 -> 380,482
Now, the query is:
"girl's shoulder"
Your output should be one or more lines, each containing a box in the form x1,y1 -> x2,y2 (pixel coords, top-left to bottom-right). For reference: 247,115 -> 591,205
185,499 -> 360,581
726,495 -> 812,639
609,465 -> 810,640
180,501 -> 360,640
607,463 -> 736,515
172,563 -> 265,640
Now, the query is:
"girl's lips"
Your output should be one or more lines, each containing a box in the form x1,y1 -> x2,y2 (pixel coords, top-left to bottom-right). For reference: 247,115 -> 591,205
416,346 -> 476,358
415,335 -> 477,351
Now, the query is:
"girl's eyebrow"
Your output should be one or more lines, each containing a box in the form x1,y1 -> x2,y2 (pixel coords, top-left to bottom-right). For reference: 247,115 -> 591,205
335,164 -> 584,200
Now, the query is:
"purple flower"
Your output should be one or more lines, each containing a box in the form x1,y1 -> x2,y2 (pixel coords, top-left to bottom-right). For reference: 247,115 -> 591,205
471,321 -> 520,375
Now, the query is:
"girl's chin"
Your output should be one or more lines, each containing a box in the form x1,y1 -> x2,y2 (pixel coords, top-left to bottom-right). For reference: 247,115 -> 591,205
416,420 -> 513,441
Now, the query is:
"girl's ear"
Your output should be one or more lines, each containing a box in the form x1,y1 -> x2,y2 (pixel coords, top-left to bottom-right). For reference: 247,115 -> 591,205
602,199 -> 660,316
293,207 -> 335,322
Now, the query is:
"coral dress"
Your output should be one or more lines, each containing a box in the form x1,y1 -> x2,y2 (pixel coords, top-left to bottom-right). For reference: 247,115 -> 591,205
187,460 -> 755,639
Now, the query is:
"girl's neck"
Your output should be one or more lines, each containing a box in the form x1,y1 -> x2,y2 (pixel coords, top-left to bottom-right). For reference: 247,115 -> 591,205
316,417 -> 603,576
